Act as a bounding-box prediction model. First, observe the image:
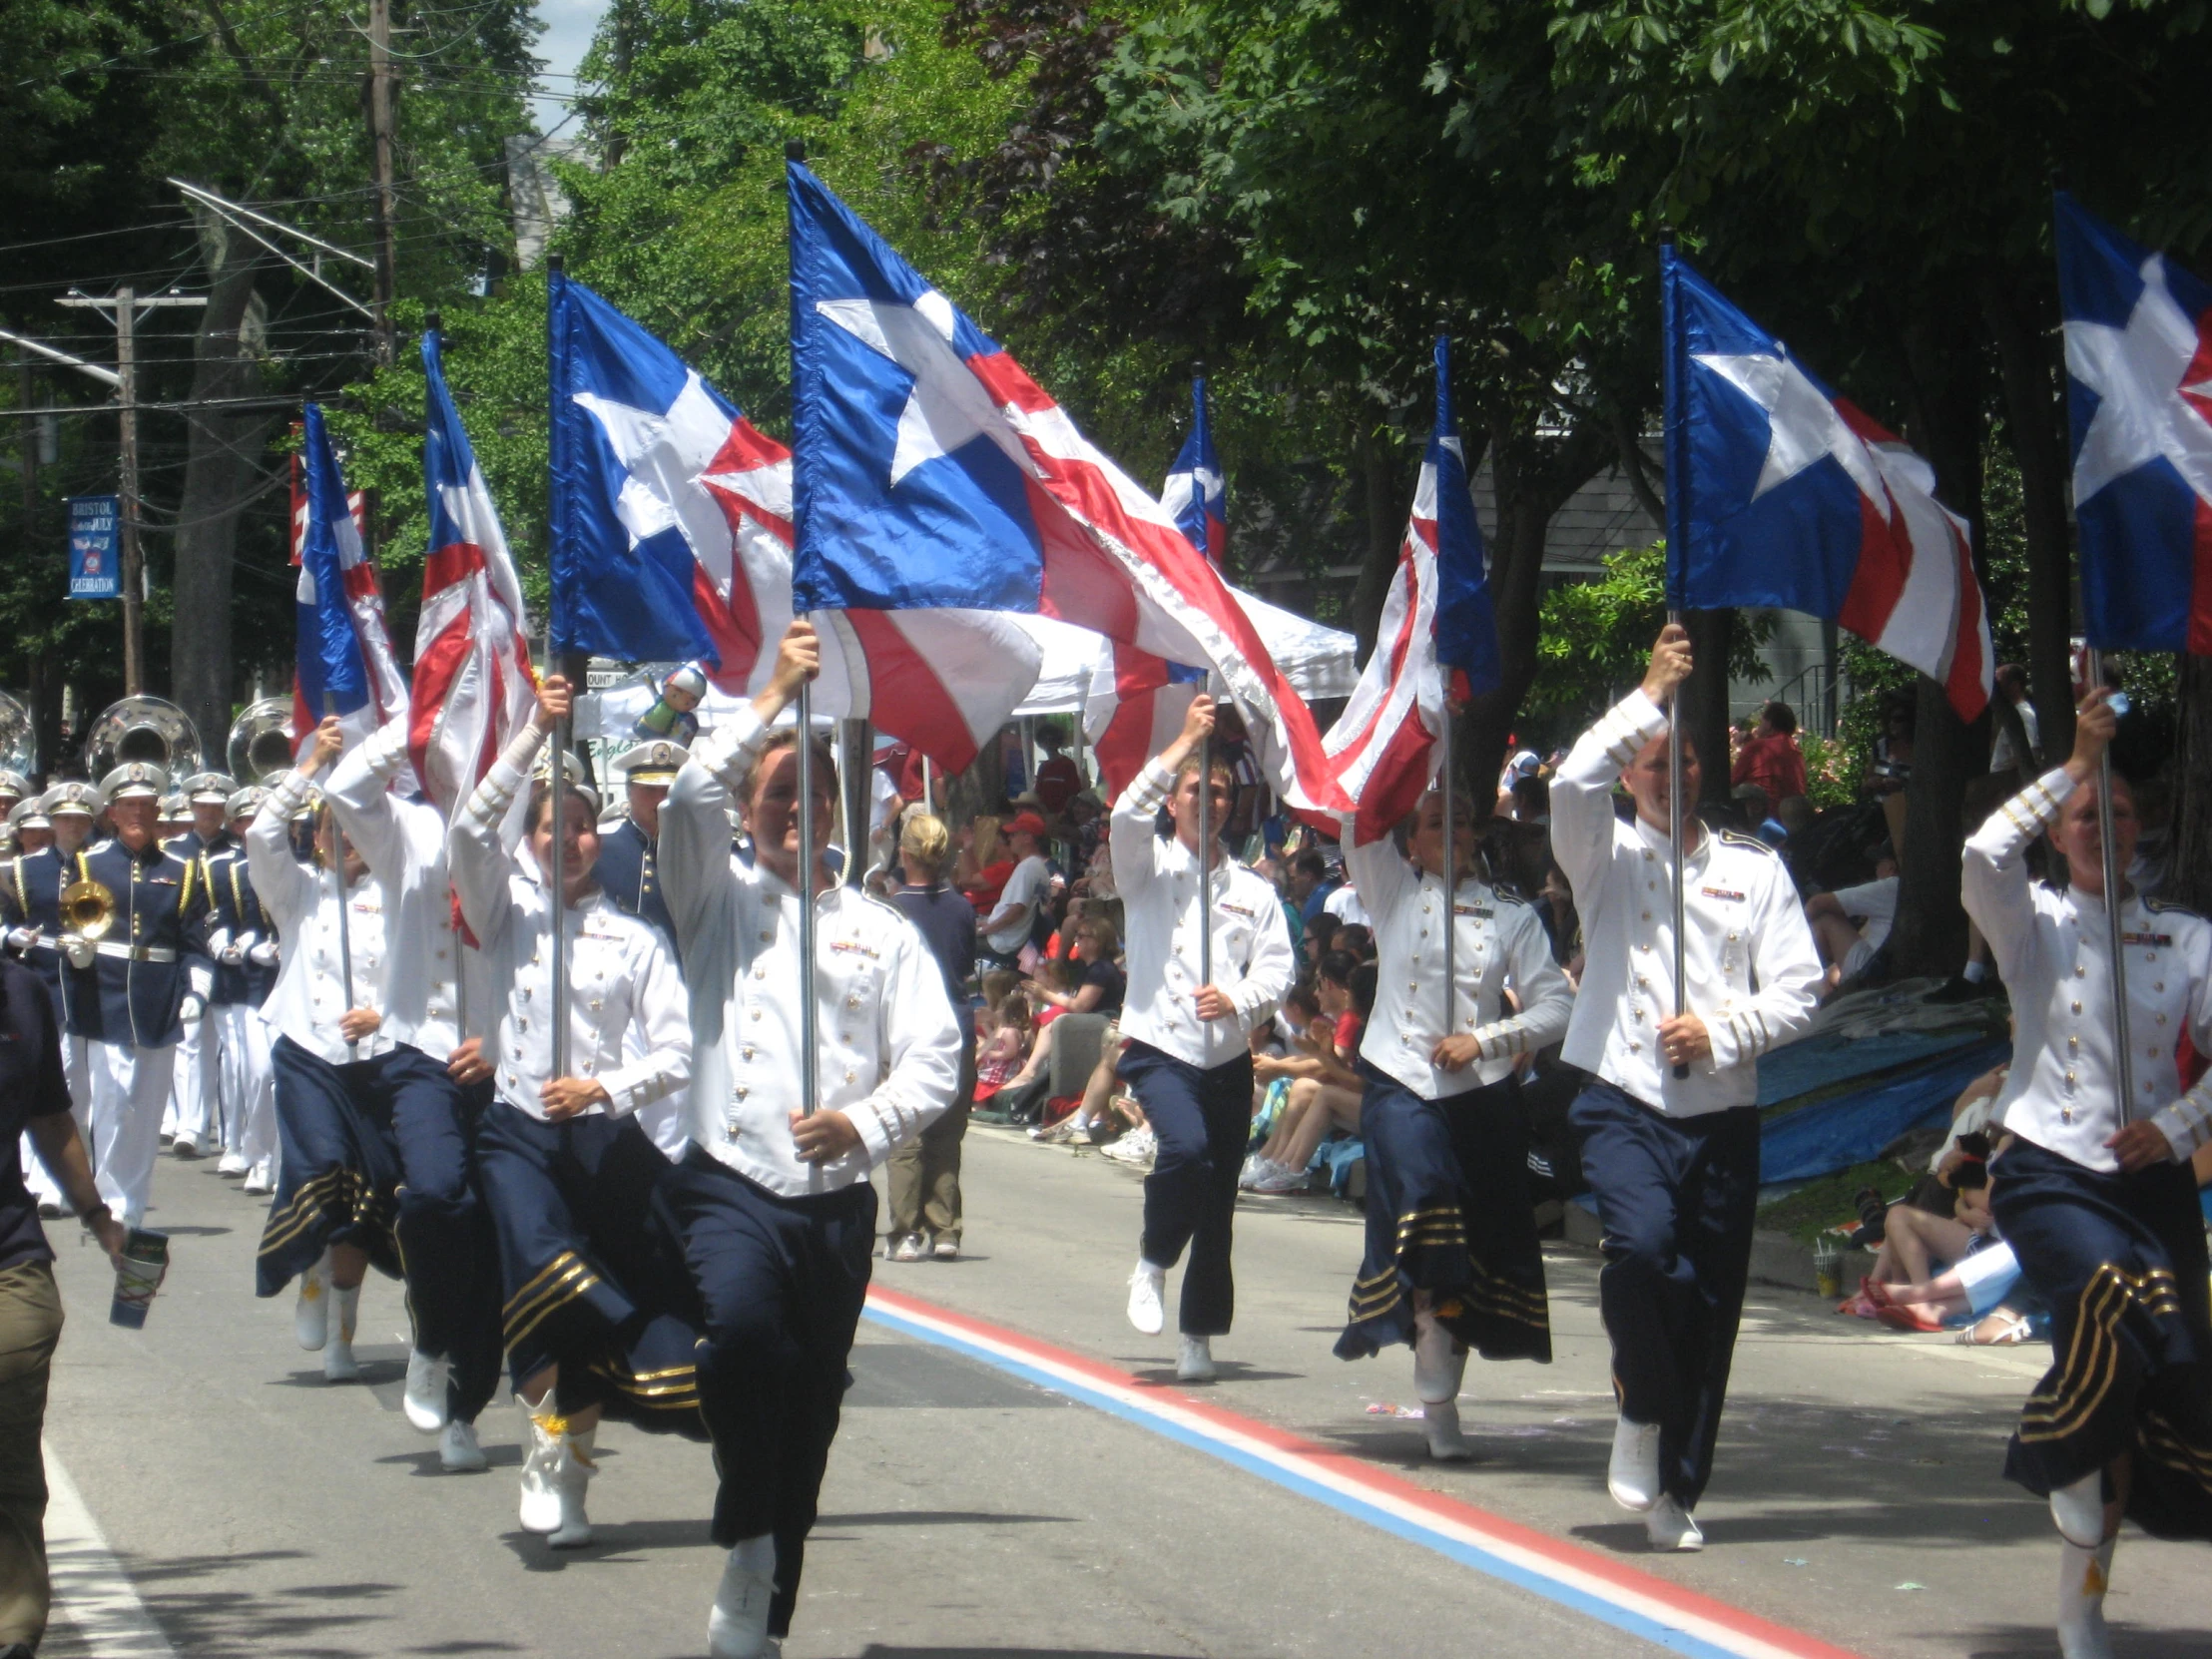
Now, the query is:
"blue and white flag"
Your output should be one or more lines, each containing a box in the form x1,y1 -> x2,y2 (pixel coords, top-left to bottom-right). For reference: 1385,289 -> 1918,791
293,404 -> 406,746
1160,376 -> 1227,567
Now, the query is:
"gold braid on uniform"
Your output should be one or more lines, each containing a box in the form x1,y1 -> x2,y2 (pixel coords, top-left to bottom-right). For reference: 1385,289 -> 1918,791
584,1353 -> 704,1414
2019,1264 -> 2185,1443
501,1250 -> 603,1352
1345,1205 -> 1549,1334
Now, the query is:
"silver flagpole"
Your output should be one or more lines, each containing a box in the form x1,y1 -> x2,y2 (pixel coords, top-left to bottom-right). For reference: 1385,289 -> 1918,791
798,680 -> 819,1116
1666,612 -> 1689,1082
2085,652 -> 2135,1125
920,754 -> 934,815
546,628 -> 568,1082
1197,705 -> 1214,993
320,695 -> 358,1053
1440,701 -> 1456,1039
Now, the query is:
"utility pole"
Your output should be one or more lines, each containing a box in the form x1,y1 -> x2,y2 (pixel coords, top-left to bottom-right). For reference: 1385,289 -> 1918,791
56,287 -> 207,697
368,0 -> 399,365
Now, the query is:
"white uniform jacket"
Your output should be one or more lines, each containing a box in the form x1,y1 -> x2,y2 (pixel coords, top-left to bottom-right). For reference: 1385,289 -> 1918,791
1110,757 -> 1297,1070
248,771 -> 392,1065
449,726 -> 690,1124
1961,766 -> 2212,1170
324,721 -> 465,1057
659,708 -> 961,1197
1552,689 -> 1821,1116
1347,834 -> 1573,1097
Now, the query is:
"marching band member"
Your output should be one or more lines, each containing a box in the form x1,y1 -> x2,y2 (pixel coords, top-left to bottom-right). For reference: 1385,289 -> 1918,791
166,771 -> 240,1161
1110,695 -> 1296,1382
60,763 -> 217,1232
1551,626 -> 1820,1550
3,794 -> 76,1215
658,621 -> 960,1659
206,788 -> 280,1194
1333,784 -> 1574,1459
1961,691 -> 2212,1658
449,677 -> 694,1549
594,739 -> 690,1157
248,733 -> 393,1382
324,716 -> 505,1465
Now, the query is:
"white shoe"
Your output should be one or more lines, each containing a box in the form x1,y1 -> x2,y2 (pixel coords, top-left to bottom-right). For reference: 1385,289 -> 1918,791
244,1159 -> 275,1196
403,1350 -> 451,1434
547,1428 -> 595,1547
1127,1261 -> 1166,1336
1423,1397 -> 1475,1462
1412,1311 -> 1464,1404
518,1398 -> 563,1533
707,1536 -> 779,1659
439,1418 -> 488,1472
2051,1467 -> 2106,1548
218,1151 -> 250,1176
1645,1494 -> 1703,1551
172,1134 -> 201,1160
1176,1334 -> 1216,1382
1608,1415 -> 1662,1513
2056,1537 -> 2116,1659
293,1256 -> 330,1352
321,1284 -> 361,1382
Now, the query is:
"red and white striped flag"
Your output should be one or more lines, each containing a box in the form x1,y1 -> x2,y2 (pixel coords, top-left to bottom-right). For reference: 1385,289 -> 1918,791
408,331 -> 536,813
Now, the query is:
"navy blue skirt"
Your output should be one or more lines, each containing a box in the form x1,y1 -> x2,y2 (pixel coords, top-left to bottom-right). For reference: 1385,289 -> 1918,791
1992,1134 -> 2212,1541
1336,1064 -> 1550,1366
256,1036 -> 401,1298
475,1100 -> 708,1438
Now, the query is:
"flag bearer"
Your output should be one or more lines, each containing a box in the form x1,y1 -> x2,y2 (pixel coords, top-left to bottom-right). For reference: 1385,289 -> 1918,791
1551,625 -> 1821,1551
205,788 -> 281,1193
166,771 -> 239,1161
325,716 -> 506,1470
247,735 -> 393,1383
1333,785 -> 1574,1459
1110,694 -> 1296,1382
658,621 -> 960,1659
1962,690 -> 2212,1659
449,676 -> 694,1551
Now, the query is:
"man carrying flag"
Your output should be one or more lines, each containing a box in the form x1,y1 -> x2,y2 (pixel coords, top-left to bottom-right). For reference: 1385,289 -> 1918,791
1323,339 -> 1573,1461
321,333 -> 522,1473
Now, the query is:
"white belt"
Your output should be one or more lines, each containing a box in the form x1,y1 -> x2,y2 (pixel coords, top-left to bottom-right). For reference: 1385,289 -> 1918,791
93,941 -> 178,964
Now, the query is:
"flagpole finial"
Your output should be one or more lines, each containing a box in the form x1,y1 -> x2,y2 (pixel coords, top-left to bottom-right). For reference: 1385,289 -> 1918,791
1191,359 -> 1205,380
1658,223 -> 1675,247
786,139 -> 807,162
546,253 -> 563,276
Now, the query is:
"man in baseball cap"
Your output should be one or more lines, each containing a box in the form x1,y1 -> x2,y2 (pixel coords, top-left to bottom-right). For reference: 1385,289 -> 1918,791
978,811 -> 1052,970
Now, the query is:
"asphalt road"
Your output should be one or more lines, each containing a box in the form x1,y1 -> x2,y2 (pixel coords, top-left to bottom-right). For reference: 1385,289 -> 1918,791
30,1124 -> 2212,1659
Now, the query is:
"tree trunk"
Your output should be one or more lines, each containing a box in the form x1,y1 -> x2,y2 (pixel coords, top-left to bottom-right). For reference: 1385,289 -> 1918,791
1348,418 -> 1406,662
1983,273 -> 2076,762
1681,608 -> 1734,808
170,211 -> 272,761
2170,653 -> 2212,916
948,729 -> 1008,830
1887,292 -> 1989,977
1460,412 -> 1609,806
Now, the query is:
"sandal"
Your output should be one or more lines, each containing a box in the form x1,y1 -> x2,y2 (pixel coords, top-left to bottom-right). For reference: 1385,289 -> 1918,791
1875,1300 -> 1945,1334
1958,1309 -> 2034,1347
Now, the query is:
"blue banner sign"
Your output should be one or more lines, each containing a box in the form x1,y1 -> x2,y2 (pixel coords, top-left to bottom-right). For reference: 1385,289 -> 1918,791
68,495 -> 121,600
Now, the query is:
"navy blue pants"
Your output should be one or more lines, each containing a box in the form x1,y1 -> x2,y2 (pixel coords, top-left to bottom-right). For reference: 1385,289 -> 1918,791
257,1037 -> 400,1298
1568,1080 -> 1759,1507
474,1101 -> 704,1436
1121,1042 -> 1253,1337
659,1150 -> 875,1639
353,1046 -> 503,1424
1993,1136 -> 2212,1540
1337,1065 -> 1550,1365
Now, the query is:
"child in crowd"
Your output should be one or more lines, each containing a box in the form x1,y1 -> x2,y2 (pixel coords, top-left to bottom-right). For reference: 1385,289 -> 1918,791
973,980 -> 1035,1105
1241,953 -> 1372,1193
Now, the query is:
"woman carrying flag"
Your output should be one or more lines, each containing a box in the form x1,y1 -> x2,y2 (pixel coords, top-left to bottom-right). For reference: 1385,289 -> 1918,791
1960,690 -> 2212,1658
448,675 -> 696,1551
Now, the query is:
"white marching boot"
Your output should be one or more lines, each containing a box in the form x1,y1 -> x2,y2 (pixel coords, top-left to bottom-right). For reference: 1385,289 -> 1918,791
2055,1536 -> 2117,1659
547,1426 -> 596,1548
1607,1414 -> 1662,1513
517,1397 -> 564,1534
403,1350 -> 452,1433
2050,1467 -> 2106,1548
1422,1396 -> 1475,1462
293,1252 -> 330,1352
321,1283 -> 362,1382
708,1534 -> 779,1659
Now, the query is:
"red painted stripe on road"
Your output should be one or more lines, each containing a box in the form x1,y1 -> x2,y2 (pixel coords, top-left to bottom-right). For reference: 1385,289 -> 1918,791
866,1283 -> 1868,1659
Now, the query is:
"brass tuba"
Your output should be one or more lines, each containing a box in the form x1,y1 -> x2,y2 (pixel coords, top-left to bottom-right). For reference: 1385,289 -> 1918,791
0,690 -> 35,780
59,877 -> 117,941
84,696 -> 204,781
228,698 -> 298,785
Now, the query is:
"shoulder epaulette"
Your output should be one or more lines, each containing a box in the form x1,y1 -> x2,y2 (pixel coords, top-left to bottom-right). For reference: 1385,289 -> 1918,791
1716,827 -> 1779,856
2145,896 -> 2206,921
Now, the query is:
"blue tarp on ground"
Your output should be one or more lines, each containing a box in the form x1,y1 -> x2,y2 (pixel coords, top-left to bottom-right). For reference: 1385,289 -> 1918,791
1758,1038 -> 2011,1185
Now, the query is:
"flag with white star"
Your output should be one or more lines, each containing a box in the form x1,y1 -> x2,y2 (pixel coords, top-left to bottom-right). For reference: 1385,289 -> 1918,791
2057,193 -> 2212,655
1661,248 -> 1991,720
787,160 -> 1349,813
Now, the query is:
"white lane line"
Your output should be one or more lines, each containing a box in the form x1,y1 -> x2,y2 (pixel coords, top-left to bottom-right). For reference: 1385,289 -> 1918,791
42,1442 -> 178,1657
